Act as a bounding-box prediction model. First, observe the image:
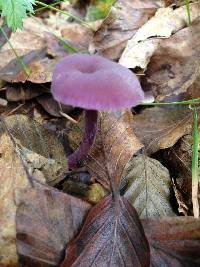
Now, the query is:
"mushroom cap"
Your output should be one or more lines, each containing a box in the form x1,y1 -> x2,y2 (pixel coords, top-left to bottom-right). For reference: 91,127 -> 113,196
51,54 -> 144,111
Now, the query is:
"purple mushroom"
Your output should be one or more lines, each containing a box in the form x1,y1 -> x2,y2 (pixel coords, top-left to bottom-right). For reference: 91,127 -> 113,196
51,54 -> 144,169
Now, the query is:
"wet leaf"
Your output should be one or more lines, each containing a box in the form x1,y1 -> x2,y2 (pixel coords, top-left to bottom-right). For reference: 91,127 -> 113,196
16,186 -> 91,267
89,0 -> 155,60
123,155 -> 175,218
133,106 -> 193,154
61,195 -> 150,267
85,110 -> 143,190
0,124 -> 45,266
142,217 -> 200,267
4,114 -> 68,185
119,3 -> 200,69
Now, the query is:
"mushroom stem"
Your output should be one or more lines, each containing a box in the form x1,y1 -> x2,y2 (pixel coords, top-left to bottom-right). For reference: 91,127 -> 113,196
68,110 -> 98,169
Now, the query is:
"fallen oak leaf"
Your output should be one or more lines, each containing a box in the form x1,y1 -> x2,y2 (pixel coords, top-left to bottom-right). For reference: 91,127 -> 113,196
15,187 -> 91,267
142,217 -> 200,267
61,194 -> 150,267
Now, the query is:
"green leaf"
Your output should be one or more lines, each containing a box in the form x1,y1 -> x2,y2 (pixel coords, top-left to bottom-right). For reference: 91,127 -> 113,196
0,0 -> 35,32
86,0 -> 116,22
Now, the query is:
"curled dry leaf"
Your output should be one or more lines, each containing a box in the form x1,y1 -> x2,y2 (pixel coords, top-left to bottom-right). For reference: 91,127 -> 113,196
142,18 -> 200,101
37,94 -> 73,117
0,123 -> 45,266
0,48 -> 60,83
142,217 -> 200,266
85,110 -> 143,190
133,106 -> 193,155
89,0 -> 156,60
15,187 -> 91,267
119,2 -> 200,69
163,132 -> 200,214
61,195 -> 150,267
6,84 -> 43,102
0,17 -> 49,70
4,114 -> 68,185
123,155 -> 175,218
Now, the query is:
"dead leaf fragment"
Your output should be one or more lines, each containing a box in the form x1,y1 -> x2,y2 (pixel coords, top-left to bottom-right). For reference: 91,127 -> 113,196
142,18 -> 200,100
133,106 -> 193,154
0,48 -> 60,83
16,187 -> 91,267
119,3 -> 200,69
4,114 -> 68,185
142,217 -> 200,266
0,17 -> 49,70
89,0 -> 156,60
61,195 -> 150,267
85,110 -> 143,190
0,124 -> 45,266
37,94 -> 73,117
6,84 -> 43,102
123,155 -> 175,218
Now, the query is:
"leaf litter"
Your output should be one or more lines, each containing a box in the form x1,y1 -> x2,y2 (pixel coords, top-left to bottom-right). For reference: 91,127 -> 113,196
0,0 -> 200,266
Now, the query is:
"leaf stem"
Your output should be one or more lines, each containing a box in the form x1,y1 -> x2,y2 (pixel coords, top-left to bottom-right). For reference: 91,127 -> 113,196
185,0 -> 192,25
140,98 -> 200,106
191,106 -> 199,218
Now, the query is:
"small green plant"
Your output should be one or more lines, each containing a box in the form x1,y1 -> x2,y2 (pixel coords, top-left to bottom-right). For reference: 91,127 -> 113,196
0,0 -> 35,32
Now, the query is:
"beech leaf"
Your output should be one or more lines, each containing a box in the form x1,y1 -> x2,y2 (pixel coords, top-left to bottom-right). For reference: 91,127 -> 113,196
123,155 -> 175,218
85,110 -> 143,190
0,122 -> 45,266
15,187 -> 91,267
61,195 -> 150,267
133,106 -> 193,155
142,217 -> 200,266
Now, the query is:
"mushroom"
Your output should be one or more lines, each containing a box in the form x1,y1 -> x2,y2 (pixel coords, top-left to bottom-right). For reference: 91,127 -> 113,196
51,54 -> 144,169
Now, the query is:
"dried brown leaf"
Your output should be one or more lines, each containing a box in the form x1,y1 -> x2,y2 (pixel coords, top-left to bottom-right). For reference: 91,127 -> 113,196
142,217 -> 200,266
61,195 -> 150,267
4,114 -> 68,185
0,49 -> 60,83
16,187 -> 91,267
123,155 -> 175,218
0,17 -> 49,70
0,124 -> 45,266
6,84 -> 43,102
119,3 -> 200,69
133,106 -> 193,154
86,110 -> 143,190
37,94 -> 73,117
142,18 -> 200,101
89,0 -> 155,60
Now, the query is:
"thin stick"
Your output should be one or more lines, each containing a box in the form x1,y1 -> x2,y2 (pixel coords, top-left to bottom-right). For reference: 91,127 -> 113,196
59,111 -> 78,124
